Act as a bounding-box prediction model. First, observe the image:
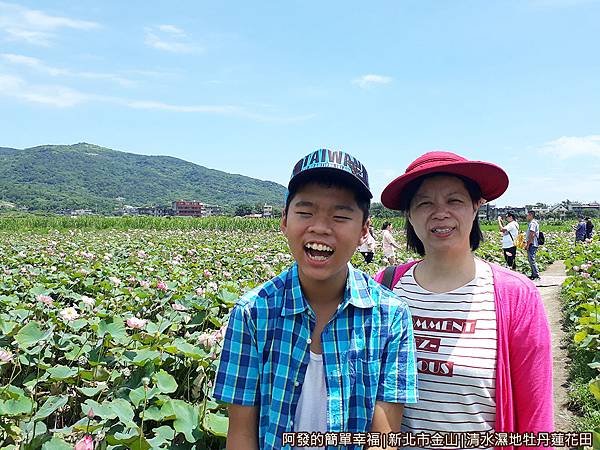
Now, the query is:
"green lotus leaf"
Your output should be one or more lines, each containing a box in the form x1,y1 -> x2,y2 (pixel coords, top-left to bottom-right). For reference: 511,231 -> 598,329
203,411 -> 229,437
41,436 -> 72,450
14,321 -> 52,349
81,399 -> 117,420
46,365 -> 78,380
0,396 -> 34,417
33,395 -> 68,420
155,370 -> 178,394
147,425 -> 175,448
169,399 -> 201,443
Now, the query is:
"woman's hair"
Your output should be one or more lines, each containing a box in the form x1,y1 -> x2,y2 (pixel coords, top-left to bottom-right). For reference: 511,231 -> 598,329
401,173 -> 484,256
381,221 -> 391,231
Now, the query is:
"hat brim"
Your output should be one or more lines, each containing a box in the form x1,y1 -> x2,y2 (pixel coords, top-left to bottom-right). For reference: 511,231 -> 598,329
289,167 -> 373,199
381,160 -> 508,210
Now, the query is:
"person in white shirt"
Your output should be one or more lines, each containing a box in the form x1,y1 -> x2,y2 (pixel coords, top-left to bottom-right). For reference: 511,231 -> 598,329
497,211 -> 519,270
381,221 -> 401,264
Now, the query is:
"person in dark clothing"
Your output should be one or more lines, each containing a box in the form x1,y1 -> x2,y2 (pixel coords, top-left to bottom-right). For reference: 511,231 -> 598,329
575,217 -> 587,242
585,217 -> 594,240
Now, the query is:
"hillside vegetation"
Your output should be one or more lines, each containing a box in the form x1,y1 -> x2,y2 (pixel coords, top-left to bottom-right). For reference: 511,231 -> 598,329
0,143 -> 286,212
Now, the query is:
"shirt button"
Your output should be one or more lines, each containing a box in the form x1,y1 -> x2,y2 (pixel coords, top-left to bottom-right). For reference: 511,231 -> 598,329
294,380 -> 300,387
290,420 -> 294,427
306,338 -> 312,344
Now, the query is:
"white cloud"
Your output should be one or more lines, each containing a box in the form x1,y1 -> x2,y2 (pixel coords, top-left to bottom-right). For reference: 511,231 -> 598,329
124,100 -> 240,114
1,53 -> 133,86
352,74 -> 393,89
144,26 -> 199,53
0,74 -> 314,123
0,2 -> 99,46
539,135 -> 600,159
0,74 -> 89,107
157,24 -> 185,36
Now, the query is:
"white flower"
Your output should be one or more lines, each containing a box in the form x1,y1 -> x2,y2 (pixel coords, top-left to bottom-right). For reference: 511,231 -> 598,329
172,303 -> 187,311
0,349 -> 13,363
59,307 -> 80,322
81,296 -> 95,306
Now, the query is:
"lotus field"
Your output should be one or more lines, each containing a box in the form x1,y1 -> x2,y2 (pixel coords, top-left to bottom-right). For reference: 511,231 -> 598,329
0,219 -> 595,449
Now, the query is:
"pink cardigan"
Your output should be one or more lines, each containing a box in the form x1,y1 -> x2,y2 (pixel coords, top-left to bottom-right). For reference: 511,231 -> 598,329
374,260 -> 554,449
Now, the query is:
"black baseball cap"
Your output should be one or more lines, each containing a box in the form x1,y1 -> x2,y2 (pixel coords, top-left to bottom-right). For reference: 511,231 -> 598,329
287,149 -> 372,199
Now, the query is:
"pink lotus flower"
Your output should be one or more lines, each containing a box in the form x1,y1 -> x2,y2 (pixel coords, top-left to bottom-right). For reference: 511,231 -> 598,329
140,280 -> 150,288
203,269 -> 212,278
0,349 -> 13,363
59,307 -> 80,322
126,317 -> 147,329
195,287 -> 204,296
108,277 -> 121,286
137,250 -> 147,258
37,294 -> 53,306
581,272 -> 591,279
172,303 -> 187,311
198,332 -> 217,349
75,435 -> 94,450
156,281 -> 168,291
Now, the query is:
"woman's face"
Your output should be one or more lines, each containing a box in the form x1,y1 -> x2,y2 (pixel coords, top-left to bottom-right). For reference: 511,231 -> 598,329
407,175 -> 479,255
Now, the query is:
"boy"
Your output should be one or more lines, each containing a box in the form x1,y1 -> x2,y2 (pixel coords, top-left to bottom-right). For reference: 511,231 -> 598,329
213,149 -> 418,450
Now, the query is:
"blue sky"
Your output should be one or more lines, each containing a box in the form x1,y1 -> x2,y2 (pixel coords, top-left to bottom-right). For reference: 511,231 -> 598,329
1,0 -> 599,207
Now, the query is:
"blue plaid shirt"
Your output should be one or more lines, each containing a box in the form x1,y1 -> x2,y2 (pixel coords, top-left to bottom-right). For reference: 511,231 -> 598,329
213,263 -> 418,450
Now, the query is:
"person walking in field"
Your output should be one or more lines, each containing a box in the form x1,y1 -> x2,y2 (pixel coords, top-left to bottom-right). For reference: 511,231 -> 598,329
214,149 -> 418,450
585,217 -> 594,240
525,210 -> 541,280
498,211 -> 519,270
357,215 -> 377,263
381,221 -> 401,265
375,151 -> 553,443
575,216 -> 587,242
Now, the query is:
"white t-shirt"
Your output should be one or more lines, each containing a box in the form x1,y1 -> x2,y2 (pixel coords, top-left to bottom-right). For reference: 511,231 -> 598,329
392,259 -> 497,449
293,351 -> 327,450
501,221 -> 519,249
528,219 -> 539,246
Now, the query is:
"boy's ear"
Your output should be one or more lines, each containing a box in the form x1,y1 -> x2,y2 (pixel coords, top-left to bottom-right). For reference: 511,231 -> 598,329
358,221 -> 369,245
280,211 -> 288,235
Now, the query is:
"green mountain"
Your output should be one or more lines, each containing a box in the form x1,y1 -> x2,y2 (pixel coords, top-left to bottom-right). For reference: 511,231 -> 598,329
0,143 -> 286,213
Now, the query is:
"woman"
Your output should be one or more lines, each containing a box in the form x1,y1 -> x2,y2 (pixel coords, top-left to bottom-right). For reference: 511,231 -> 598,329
498,211 -> 519,270
375,151 -> 553,444
381,221 -> 401,264
357,216 -> 377,263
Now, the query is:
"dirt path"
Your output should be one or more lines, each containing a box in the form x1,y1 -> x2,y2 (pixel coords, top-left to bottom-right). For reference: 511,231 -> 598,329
535,260 -> 575,432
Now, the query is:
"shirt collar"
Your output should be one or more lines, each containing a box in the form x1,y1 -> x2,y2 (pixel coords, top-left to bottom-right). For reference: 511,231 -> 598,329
281,262 -> 375,317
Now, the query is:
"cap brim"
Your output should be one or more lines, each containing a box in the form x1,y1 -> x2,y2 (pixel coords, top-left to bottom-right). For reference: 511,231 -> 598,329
289,167 -> 373,199
381,161 -> 508,210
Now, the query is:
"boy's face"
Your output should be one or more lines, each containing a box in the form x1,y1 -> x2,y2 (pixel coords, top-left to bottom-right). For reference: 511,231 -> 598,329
281,182 -> 368,287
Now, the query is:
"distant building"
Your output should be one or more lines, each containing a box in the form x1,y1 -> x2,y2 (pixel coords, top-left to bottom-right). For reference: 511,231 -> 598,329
263,203 -> 273,218
71,209 -> 94,216
172,200 -> 221,217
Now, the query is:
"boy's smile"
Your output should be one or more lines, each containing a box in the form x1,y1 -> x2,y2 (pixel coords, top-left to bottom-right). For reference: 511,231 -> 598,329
281,182 -> 367,294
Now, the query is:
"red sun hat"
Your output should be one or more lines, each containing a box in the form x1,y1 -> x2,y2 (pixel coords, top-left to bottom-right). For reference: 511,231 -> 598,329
381,151 -> 509,210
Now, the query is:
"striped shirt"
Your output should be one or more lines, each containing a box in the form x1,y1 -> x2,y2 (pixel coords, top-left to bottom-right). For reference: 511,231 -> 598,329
213,262 -> 418,450
392,259 -> 497,448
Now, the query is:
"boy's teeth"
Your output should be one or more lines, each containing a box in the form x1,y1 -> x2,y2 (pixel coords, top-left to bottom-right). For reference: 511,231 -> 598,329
306,242 -> 333,252
433,228 -> 452,233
